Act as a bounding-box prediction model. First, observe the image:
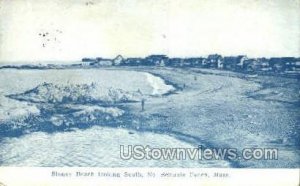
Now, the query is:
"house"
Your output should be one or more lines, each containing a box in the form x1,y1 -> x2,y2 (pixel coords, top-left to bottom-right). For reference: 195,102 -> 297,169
168,58 -> 183,67
95,57 -> 113,66
95,57 -> 103,61
223,57 -> 236,70
113,55 -> 124,66
123,58 -> 144,66
223,55 -> 247,70
81,58 -> 96,66
144,55 -> 169,66
244,59 -> 260,71
269,57 -> 297,72
257,58 -> 271,72
183,58 -> 204,67
236,55 -> 248,69
207,54 -> 224,68
98,60 -> 113,66
201,58 -> 210,68
269,58 -> 285,72
269,57 -> 300,73
282,57 -> 297,71
294,61 -> 300,72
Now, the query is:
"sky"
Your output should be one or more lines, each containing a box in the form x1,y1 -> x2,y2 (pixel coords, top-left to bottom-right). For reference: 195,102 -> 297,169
0,0 -> 299,62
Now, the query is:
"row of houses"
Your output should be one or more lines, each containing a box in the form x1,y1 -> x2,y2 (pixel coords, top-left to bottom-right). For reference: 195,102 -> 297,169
81,54 -> 300,74
82,55 -> 123,66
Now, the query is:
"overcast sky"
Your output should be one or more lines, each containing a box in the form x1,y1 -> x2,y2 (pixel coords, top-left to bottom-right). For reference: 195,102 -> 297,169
0,0 -> 299,62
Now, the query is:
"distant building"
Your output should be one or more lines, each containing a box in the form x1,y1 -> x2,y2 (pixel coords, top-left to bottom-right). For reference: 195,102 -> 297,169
145,55 -> 168,66
113,55 -> 124,66
81,58 -> 96,66
257,58 -> 271,72
168,58 -> 183,67
294,61 -> 300,73
123,58 -> 144,66
94,57 -> 113,66
223,55 -> 247,70
236,55 -> 248,69
80,55 -> 300,76
269,57 -> 299,73
282,57 -> 297,72
207,54 -> 224,68
183,58 -> 204,67
98,60 -> 113,66
269,58 -> 285,72
244,59 -> 260,71
96,57 -> 103,61
201,59 -> 209,68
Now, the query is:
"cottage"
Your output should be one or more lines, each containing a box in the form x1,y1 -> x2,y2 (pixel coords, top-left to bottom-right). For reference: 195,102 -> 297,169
95,57 -> 113,66
123,58 -> 144,66
282,57 -> 297,71
201,59 -> 209,68
98,60 -> 113,66
145,55 -> 168,66
168,58 -> 182,67
223,55 -> 247,70
81,58 -> 96,66
207,54 -> 224,68
183,58 -> 204,67
236,55 -> 248,69
113,55 -> 124,66
294,61 -> 300,73
258,58 -> 271,72
269,58 -> 285,72
244,59 -> 260,71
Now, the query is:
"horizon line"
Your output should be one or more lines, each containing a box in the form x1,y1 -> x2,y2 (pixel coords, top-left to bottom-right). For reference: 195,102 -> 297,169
1,54 -> 300,64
